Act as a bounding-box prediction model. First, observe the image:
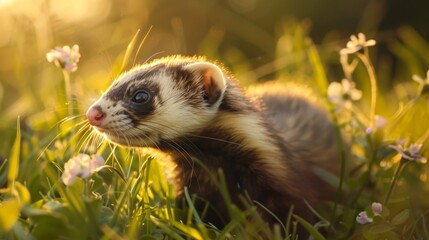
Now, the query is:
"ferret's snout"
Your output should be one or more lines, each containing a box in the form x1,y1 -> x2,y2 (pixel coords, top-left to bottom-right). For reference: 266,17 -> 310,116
86,105 -> 105,126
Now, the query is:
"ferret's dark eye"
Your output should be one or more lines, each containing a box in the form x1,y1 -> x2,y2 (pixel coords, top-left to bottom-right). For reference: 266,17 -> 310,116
132,91 -> 151,104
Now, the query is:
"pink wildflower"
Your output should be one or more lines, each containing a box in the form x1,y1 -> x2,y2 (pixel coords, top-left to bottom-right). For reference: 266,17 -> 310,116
365,115 -> 387,134
356,211 -> 373,224
389,139 -> 427,163
62,153 -> 105,185
371,202 -> 383,216
356,202 -> 383,225
46,45 -> 81,72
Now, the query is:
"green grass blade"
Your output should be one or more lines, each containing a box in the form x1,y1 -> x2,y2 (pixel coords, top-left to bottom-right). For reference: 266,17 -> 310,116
215,220 -> 242,240
8,117 -> 21,189
183,188 -> 209,239
285,205 -> 294,238
151,217 -> 185,240
293,214 -> 326,240
0,199 -> 21,232
171,220 -> 204,240
133,26 -> 153,67
253,200 -> 287,235
110,172 -> 135,226
120,29 -> 141,73
306,39 -> 328,96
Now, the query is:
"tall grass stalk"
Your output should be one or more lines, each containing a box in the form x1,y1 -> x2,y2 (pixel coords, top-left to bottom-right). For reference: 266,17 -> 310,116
384,159 -> 410,205
356,50 -> 378,123
62,70 -> 73,118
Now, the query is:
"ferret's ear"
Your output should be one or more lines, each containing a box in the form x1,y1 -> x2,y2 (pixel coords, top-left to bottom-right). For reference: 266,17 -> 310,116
184,62 -> 226,105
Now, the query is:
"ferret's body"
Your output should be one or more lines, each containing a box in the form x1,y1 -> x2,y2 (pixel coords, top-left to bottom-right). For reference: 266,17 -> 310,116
86,56 -> 339,228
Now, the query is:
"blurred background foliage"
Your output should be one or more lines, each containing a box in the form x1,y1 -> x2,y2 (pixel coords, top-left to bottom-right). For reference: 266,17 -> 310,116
1,0 -> 429,158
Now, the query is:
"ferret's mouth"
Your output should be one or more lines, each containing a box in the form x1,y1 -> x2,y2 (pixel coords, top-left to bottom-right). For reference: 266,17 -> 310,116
92,126 -> 106,133
96,130 -> 133,147
90,126 -> 118,142
91,125 -> 157,148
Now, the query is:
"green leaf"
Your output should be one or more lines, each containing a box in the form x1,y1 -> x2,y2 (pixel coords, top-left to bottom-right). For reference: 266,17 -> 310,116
368,224 -> 393,234
14,182 -> 30,204
67,178 -> 85,195
391,209 -> 409,226
293,214 -> 326,240
0,198 -> 21,232
30,211 -> 70,239
65,178 -> 85,212
12,220 -> 34,240
84,198 -> 102,240
8,117 -> 21,188
99,206 -> 114,224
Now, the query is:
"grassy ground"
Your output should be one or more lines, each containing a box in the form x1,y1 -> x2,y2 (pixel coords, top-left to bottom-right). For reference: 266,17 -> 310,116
1,6 -> 429,239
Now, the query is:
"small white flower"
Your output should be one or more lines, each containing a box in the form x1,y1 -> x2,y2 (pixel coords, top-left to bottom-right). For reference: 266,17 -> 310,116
356,211 -> 373,224
389,139 -> 427,163
46,45 -> 81,72
327,78 -> 362,111
412,70 -> 429,85
365,115 -> 387,134
412,70 -> 429,95
62,153 -> 105,185
371,202 -> 383,216
340,33 -> 376,55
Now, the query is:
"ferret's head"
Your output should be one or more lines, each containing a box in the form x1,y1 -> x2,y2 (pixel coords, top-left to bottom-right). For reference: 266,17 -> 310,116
86,56 -> 227,147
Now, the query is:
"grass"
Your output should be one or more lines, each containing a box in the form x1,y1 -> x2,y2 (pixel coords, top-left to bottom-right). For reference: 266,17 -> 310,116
1,21 -> 429,240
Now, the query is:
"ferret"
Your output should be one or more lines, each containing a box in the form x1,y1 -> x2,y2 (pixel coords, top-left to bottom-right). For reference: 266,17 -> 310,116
86,55 -> 339,231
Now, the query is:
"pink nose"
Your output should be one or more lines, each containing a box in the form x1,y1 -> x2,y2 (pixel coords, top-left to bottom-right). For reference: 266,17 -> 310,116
86,105 -> 105,126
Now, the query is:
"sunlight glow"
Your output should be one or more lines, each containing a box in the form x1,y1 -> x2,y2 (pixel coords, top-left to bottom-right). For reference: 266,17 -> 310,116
0,0 -> 14,8
420,173 -> 427,182
50,0 -> 111,24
